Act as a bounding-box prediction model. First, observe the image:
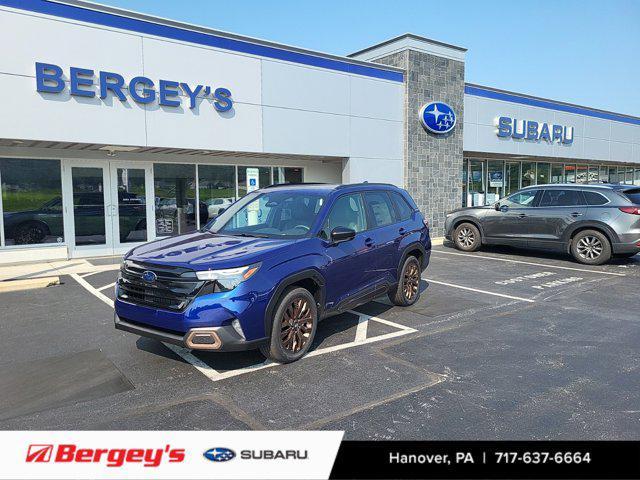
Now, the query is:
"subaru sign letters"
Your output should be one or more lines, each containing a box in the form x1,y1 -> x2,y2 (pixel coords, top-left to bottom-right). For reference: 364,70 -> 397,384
419,101 -> 457,134
496,116 -> 574,144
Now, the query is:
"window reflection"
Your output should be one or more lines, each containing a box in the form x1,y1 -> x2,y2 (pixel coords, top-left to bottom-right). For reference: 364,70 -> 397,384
1,159 -> 63,246
154,163 -> 204,236
198,165 -> 236,220
237,166 -> 271,198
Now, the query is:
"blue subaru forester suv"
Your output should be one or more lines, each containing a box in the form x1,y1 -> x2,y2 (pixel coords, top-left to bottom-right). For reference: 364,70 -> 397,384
115,183 -> 430,363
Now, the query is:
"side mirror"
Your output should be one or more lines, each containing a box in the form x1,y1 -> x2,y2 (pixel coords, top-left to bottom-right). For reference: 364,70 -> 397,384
217,208 -> 226,216
330,226 -> 356,244
494,202 -> 501,211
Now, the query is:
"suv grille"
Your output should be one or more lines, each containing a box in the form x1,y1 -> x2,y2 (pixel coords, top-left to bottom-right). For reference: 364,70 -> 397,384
117,260 -> 207,311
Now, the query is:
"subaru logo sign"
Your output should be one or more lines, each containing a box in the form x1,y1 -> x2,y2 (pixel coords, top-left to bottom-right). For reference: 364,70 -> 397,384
419,101 -> 456,134
203,448 -> 236,462
141,270 -> 157,283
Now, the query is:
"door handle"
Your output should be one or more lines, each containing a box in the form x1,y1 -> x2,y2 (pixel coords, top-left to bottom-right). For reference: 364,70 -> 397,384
571,212 -> 583,217
518,213 -> 527,218
398,227 -> 406,235
365,237 -> 375,247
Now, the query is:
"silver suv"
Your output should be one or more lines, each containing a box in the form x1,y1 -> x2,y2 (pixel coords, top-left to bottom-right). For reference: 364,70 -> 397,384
444,184 -> 640,265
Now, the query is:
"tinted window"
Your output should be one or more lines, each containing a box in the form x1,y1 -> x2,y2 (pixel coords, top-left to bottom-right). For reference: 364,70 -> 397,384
503,190 -> 538,208
583,191 -> 609,206
364,192 -> 396,228
321,194 -> 367,239
539,189 -> 584,207
622,189 -> 640,205
390,192 -> 413,220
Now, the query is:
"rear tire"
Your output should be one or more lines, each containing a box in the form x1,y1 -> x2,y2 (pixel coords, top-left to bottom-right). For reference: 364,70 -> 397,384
570,229 -> 611,265
453,222 -> 481,252
388,256 -> 421,306
260,287 -> 318,363
13,221 -> 47,245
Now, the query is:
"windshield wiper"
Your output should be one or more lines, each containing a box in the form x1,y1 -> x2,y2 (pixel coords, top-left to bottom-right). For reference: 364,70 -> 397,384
233,233 -> 270,238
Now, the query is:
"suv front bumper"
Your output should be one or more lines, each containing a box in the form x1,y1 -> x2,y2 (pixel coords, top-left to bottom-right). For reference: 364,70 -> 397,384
114,314 -> 267,351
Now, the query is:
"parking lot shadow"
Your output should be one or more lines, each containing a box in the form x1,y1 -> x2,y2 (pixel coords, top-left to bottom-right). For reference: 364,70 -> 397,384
441,241 -> 638,265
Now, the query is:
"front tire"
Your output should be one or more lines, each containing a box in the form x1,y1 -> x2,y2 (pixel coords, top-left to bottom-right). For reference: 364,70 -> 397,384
388,256 -> 421,306
570,230 -> 611,265
260,287 -> 318,363
13,221 -> 47,244
453,222 -> 481,252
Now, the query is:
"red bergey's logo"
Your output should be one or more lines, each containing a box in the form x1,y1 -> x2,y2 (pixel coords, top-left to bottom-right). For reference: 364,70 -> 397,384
25,444 -> 185,467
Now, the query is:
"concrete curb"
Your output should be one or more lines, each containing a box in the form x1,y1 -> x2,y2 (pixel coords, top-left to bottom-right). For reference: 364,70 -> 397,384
0,276 -> 60,293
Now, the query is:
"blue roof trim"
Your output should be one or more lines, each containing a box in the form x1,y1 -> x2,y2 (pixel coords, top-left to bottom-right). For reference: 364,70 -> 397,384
465,84 -> 640,127
1,0 -> 404,83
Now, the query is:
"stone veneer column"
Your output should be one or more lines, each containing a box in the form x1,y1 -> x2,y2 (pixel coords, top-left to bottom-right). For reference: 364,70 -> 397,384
350,35 -> 466,237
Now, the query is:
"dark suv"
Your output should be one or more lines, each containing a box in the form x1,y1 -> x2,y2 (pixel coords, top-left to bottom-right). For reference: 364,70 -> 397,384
115,183 -> 430,363
445,184 -> 640,265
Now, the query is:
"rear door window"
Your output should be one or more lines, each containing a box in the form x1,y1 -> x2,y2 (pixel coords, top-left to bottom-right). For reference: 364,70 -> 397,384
390,192 -> 414,220
364,192 -> 396,228
539,189 -> 585,207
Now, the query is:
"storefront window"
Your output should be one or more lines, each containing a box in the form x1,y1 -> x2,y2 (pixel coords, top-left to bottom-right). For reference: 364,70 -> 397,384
537,163 -> 550,185
576,165 -> 588,184
618,167 -> 627,184
600,166 -> 609,183
521,162 -> 536,188
486,160 -> 504,204
635,168 -> 640,186
273,167 -> 303,184
587,166 -> 599,183
154,163 -> 199,236
505,162 -> 520,195
468,160 -> 485,206
565,164 -> 576,183
462,161 -> 468,207
198,165 -> 236,222
626,167 -> 634,184
609,167 -> 618,183
237,166 -> 271,197
1,159 -> 63,247
551,164 -> 564,183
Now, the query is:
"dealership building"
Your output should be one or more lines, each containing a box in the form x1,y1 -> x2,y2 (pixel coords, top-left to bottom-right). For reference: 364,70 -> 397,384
1,0 -> 639,264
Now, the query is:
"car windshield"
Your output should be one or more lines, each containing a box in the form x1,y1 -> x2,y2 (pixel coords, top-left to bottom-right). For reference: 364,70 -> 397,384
209,190 -> 326,238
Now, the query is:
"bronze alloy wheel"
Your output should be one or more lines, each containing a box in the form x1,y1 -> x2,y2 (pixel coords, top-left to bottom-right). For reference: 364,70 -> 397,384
403,261 -> 420,301
280,296 -> 314,353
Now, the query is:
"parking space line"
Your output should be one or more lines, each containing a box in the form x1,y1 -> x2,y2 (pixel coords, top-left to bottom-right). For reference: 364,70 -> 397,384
97,282 -> 115,292
354,315 -> 369,343
70,275 -> 418,383
431,250 -> 626,276
423,277 -> 535,303
71,273 -> 114,308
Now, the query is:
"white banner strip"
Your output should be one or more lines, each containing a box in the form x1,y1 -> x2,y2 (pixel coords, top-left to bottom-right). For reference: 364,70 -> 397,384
0,431 -> 344,480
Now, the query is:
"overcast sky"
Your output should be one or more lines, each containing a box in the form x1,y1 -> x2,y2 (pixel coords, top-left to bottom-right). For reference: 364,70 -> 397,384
98,0 -> 640,116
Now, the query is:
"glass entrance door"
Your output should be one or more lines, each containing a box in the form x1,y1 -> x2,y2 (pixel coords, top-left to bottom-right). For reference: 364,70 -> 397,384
64,160 -> 154,257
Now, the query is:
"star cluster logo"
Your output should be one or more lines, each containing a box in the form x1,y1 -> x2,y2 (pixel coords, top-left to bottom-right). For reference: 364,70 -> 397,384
203,447 -> 236,462
420,101 -> 457,134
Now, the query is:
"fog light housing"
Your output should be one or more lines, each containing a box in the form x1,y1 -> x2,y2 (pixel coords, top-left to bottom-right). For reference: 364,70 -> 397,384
231,319 -> 246,340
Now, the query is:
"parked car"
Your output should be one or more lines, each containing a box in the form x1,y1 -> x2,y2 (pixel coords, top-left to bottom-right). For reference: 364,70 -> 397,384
445,183 -> 640,265
206,197 -> 234,218
114,183 -> 431,363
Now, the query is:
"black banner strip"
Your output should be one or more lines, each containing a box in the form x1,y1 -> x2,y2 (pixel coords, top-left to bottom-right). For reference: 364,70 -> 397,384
329,441 -> 640,479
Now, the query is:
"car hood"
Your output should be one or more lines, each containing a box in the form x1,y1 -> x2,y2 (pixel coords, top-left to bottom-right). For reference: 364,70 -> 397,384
126,231 -> 299,269
447,205 -> 491,215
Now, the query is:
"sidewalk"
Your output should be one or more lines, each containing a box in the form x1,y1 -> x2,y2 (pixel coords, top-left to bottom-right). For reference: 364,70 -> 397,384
0,256 -> 121,282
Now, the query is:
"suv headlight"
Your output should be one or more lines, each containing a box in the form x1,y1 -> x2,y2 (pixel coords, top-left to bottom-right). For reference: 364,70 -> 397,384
195,263 -> 261,290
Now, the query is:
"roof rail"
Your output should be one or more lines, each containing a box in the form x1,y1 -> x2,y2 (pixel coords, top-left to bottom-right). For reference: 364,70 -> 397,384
335,182 -> 397,189
260,182 -> 328,189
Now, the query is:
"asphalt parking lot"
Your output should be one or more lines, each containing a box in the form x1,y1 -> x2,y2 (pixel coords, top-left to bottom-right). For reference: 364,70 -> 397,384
1,244 -> 639,439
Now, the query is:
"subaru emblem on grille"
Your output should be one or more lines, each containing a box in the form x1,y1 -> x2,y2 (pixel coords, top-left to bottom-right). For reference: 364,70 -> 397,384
142,270 -> 157,283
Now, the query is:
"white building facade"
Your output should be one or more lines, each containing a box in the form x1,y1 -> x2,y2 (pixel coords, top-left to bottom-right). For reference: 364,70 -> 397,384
0,0 -> 639,263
